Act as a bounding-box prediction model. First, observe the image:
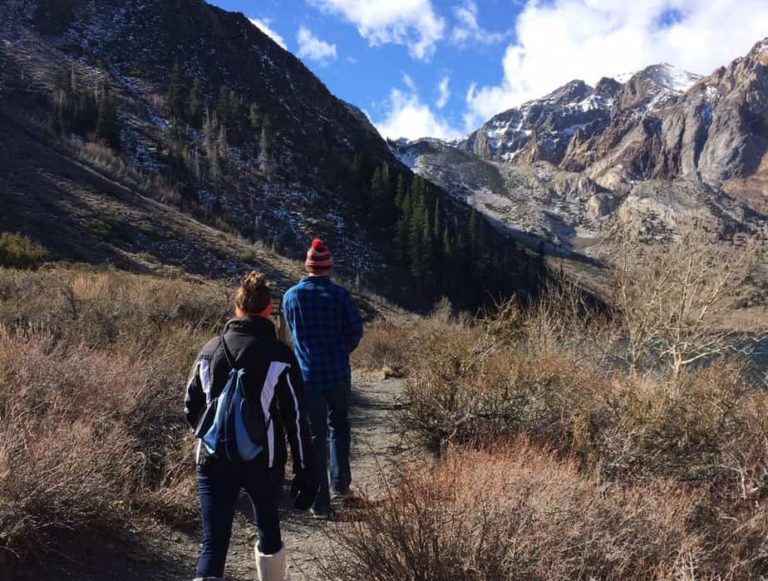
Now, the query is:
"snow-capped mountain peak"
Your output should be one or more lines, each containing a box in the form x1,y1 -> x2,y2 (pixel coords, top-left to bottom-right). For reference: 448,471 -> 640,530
613,63 -> 700,92
639,63 -> 701,93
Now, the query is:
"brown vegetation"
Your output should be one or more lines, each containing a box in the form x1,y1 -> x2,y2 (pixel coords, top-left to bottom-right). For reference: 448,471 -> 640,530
0,233 -> 49,269
610,228 -> 764,376
326,444 -> 700,580
337,231 -> 768,580
0,267 -> 229,566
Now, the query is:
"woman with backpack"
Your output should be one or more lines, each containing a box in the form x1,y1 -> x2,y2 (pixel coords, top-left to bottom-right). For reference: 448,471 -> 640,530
185,272 -> 317,581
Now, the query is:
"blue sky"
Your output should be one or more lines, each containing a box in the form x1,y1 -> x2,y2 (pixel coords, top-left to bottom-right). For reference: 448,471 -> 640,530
209,0 -> 768,140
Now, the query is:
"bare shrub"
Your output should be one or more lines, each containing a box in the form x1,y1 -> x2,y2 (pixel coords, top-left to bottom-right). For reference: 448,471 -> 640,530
611,227 -> 764,376
351,322 -> 413,373
0,267 -> 229,356
352,303 -> 476,375
598,360 -> 768,495
396,300 -> 768,498
324,443 -> 717,581
0,267 -> 230,566
0,332 -> 197,563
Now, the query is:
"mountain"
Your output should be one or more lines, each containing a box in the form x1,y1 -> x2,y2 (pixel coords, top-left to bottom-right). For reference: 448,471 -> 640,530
0,0 -> 543,307
462,77 -> 621,166
394,44 -> 768,252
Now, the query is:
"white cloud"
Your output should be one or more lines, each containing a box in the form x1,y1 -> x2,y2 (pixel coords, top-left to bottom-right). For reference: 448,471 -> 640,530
297,26 -> 338,62
436,76 -> 450,109
451,0 -> 505,46
375,82 -> 461,141
465,0 -> 768,130
307,0 -> 445,60
249,18 -> 287,50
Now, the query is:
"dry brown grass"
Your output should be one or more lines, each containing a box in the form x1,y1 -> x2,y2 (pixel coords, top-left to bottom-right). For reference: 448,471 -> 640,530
0,266 -> 230,566
339,236 -> 768,581
324,442 -> 750,580
391,305 -> 768,500
351,303 -> 475,375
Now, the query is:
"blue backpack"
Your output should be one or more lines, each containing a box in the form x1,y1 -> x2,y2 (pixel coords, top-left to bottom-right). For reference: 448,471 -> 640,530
194,336 -> 268,462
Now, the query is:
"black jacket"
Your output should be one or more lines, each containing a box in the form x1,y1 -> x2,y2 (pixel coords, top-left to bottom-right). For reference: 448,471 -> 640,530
185,316 -> 312,472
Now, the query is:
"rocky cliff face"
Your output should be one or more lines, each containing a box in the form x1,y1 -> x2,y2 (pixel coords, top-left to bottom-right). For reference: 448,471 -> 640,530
657,40 -> 768,187
463,78 -> 620,166
564,64 -> 700,179
395,43 -> 768,253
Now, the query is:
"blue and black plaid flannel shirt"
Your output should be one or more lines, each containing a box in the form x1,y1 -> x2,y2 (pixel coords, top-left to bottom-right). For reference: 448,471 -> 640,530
282,276 -> 364,390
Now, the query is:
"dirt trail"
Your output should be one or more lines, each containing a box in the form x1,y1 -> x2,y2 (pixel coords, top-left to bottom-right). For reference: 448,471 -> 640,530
222,373 -> 406,581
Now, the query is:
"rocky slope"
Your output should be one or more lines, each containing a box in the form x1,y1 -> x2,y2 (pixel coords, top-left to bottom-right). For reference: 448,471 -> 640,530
1,0 -> 388,267
395,41 -> 768,252
0,0 -> 541,306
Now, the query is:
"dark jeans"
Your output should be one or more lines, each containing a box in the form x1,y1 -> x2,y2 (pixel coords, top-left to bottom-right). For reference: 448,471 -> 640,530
195,456 -> 283,578
306,381 -> 351,510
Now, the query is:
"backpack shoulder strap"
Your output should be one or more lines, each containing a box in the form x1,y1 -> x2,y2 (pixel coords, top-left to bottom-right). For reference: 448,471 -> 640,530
220,334 -> 236,370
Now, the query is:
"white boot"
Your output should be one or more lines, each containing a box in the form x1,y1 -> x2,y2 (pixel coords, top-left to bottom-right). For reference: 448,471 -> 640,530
255,544 -> 291,581
193,577 -> 224,580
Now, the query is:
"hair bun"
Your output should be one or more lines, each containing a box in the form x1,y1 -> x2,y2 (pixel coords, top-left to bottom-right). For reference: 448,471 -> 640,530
242,271 -> 267,289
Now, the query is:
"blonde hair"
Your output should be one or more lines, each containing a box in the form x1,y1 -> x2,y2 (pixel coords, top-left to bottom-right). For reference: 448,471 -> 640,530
234,271 -> 271,314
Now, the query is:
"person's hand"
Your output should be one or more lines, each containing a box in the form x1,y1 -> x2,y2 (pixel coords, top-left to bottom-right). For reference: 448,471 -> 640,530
290,468 -> 318,511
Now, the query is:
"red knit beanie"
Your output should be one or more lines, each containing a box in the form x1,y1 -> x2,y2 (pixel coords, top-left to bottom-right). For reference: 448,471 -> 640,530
305,239 -> 333,273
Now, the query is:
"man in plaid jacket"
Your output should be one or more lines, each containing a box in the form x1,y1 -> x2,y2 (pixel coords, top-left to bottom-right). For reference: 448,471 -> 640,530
282,239 -> 363,518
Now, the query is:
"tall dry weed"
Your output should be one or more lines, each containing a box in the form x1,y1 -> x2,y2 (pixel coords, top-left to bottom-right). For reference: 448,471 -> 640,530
390,290 -> 768,500
0,267 -> 229,565
324,443 -> 722,580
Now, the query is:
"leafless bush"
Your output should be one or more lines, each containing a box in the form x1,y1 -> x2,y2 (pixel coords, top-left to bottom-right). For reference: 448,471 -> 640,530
398,320 -> 612,455
0,267 -> 229,357
352,303 -> 477,375
0,267 -> 230,566
324,443 -> 729,580
596,360 -> 768,492
612,227 -> 764,376
394,295 -> 768,499
0,332 -> 197,563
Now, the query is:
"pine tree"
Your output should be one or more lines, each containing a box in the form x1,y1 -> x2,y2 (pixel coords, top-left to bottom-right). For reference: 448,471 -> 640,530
441,226 -> 455,292
203,108 -> 224,177
258,115 -> 275,177
408,191 -> 428,281
189,77 -> 204,128
420,212 -> 435,289
394,185 -> 412,264
49,73 -> 73,133
75,87 -> 99,135
249,102 -> 262,129
216,86 -> 230,120
395,173 -> 407,208
468,208 -> 479,249
95,90 -> 120,150
169,61 -> 186,121
227,91 -> 245,145
351,152 -> 365,180
368,166 -> 385,221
